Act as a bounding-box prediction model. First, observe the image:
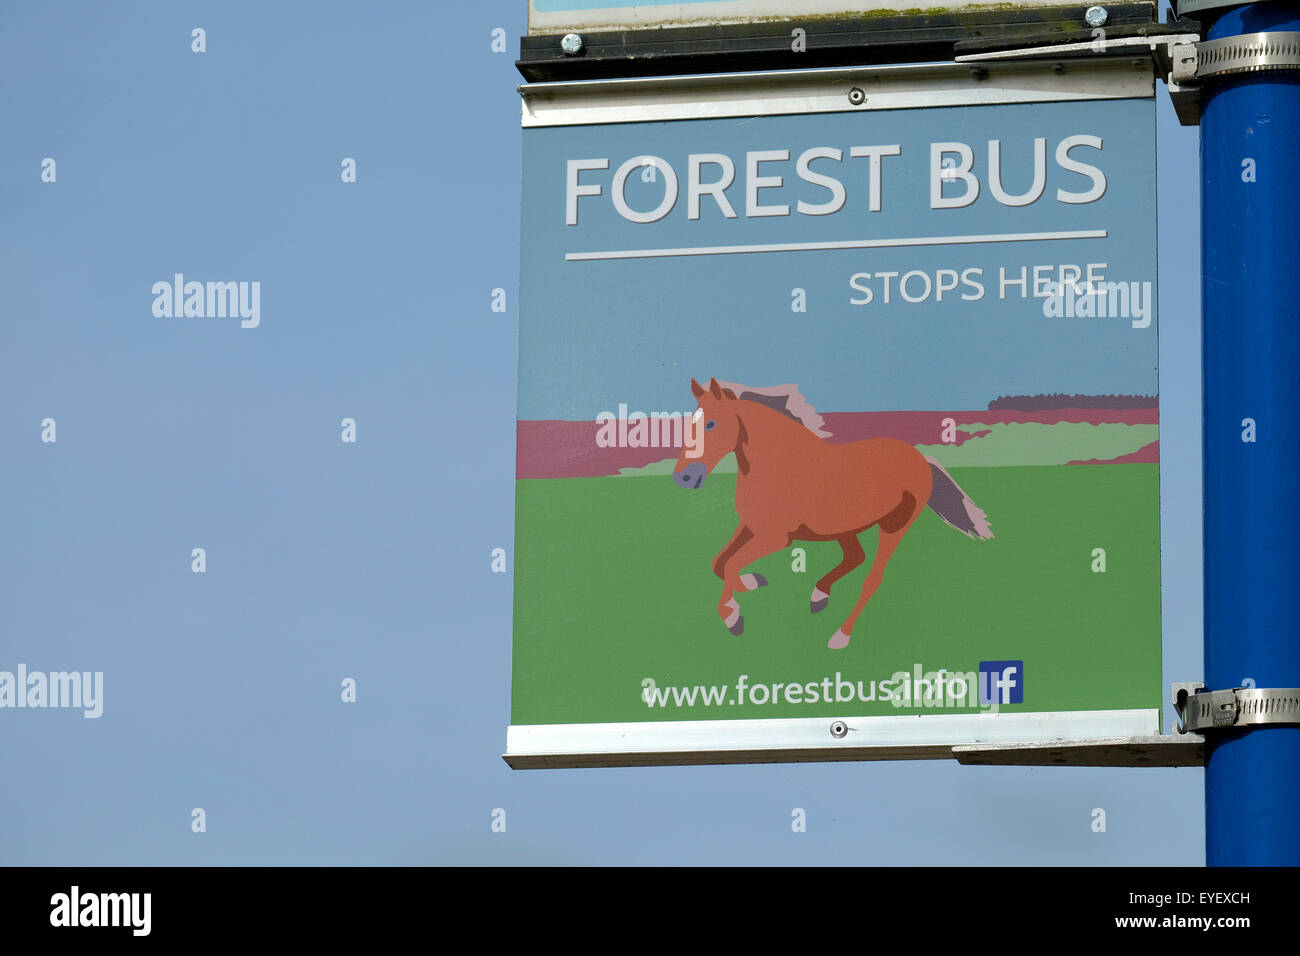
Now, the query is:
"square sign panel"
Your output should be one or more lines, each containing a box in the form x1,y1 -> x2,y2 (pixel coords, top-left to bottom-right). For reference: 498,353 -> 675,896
508,61 -> 1161,768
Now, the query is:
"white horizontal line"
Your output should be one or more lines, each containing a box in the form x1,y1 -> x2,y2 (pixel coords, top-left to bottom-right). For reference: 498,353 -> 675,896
504,708 -> 1159,768
566,229 -> 1108,261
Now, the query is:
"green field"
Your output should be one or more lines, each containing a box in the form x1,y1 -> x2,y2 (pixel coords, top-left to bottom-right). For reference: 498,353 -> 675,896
511,464 -> 1161,726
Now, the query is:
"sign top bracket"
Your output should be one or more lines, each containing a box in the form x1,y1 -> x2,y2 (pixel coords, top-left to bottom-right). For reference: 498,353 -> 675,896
520,55 -> 1158,127
518,3 -> 1198,82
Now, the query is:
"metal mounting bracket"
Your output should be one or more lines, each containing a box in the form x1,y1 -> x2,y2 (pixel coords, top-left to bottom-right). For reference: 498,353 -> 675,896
955,32 -> 1200,70
957,33 -> 1202,123
1173,681 -> 1300,734
960,29 -> 1300,127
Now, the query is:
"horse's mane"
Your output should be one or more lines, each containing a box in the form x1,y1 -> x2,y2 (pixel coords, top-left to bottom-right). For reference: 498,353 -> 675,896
717,381 -> 832,438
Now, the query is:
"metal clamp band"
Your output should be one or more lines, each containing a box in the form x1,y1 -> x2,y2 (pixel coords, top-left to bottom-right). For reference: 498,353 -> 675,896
1173,682 -> 1300,734
1197,31 -> 1300,80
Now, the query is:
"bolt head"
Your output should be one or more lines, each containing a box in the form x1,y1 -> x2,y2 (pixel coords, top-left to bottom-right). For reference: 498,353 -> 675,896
1085,5 -> 1108,27
847,86 -> 866,105
560,32 -> 583,55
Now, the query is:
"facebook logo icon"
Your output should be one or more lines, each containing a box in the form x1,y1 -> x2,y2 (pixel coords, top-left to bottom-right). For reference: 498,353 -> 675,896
979,660 -> 1024,705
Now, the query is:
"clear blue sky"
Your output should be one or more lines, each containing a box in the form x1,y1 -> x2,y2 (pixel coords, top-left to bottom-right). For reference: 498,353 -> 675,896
0,1 -> 1202,864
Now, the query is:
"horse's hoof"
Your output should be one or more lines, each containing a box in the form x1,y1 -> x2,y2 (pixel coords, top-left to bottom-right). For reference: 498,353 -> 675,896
810,588 -> 829,614
827,628 -> 850,650
741,573 -> 767,591
722,599 -> 741,634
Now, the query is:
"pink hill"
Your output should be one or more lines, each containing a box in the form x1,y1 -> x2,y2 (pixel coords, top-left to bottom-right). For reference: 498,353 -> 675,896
518,407 -> 1159,479
1069,440 -> 1160,465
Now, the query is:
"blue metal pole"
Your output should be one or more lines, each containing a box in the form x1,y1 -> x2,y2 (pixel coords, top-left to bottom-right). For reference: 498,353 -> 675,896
1201,2 -> 1300,866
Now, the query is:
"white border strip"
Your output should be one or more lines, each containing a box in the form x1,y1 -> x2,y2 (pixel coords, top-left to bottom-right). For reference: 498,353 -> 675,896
521,59 -> 1155,127
505,708 -> 1161,768
567,228 -> 1107,261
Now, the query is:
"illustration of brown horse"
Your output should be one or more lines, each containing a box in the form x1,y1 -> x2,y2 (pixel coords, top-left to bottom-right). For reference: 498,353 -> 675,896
673,378 -> 993,649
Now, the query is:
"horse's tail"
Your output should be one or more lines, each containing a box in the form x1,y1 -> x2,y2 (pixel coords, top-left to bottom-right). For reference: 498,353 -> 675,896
923,456 -> 994,540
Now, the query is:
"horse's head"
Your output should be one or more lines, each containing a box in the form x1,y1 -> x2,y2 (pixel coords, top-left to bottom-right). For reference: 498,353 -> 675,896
673,377 -> 743,490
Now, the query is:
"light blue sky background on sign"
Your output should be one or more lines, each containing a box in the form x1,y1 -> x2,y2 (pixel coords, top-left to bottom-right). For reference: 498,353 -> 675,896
0,1 -> 1202,865
520,99 -> 1156,419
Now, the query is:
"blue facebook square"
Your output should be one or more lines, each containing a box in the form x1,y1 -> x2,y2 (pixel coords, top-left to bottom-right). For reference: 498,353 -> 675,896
979,660 -> 1024,705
